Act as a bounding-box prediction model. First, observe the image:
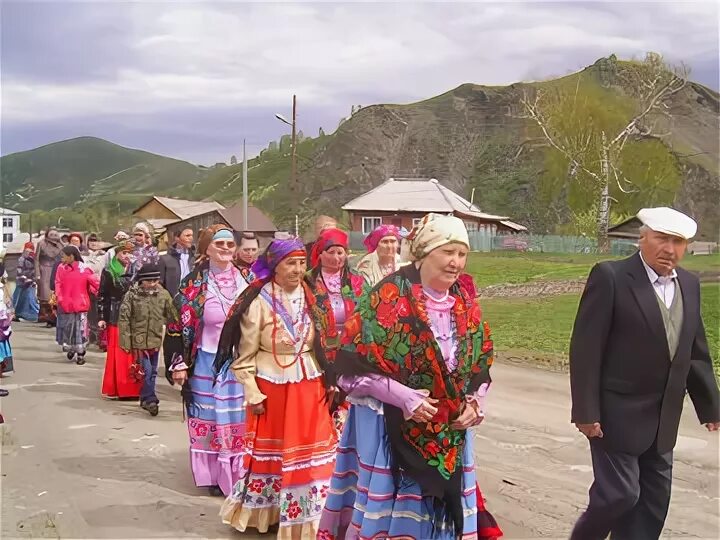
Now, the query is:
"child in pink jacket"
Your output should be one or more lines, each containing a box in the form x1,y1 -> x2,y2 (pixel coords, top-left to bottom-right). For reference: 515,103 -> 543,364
55,246 -> 100,365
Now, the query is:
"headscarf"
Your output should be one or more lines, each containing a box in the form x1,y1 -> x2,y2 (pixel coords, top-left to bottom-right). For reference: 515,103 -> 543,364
251,237 -> 305,281
405,213 -> 469,261
46,229 -> 61,244
310,228 -> 348,268
133,222 -> 151,237
23,242 -> 35,253
364,224 -> 401,253
114,231 -> 130,241
196,224 -> 234,264
61,245 -> 83,263
108,240 -> 134,283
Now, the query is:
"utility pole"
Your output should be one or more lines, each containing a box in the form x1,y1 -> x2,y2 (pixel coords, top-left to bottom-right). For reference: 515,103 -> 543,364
290,94 -> 298,193
242,139 -> 249,231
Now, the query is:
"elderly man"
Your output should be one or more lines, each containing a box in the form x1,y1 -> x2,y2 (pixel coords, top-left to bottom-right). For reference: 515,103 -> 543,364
159,228 -> 195,297
234,231 -> 259,280
569,207 -> 720,540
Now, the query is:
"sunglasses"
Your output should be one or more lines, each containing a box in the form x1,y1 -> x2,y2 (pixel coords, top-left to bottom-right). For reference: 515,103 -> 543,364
213,240 -> 236,249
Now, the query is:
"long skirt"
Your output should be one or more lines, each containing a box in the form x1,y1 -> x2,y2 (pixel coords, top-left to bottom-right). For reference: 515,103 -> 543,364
12,286 -> 39,322
317,399 -> 503,540
186,349 -> 246,495
0,340 -> 13,375
220,376 -> 338,539
101,325 -> 142,398
59,312 -> 88,355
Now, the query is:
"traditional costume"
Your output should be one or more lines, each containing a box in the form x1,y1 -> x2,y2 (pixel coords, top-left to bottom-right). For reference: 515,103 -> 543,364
13,243 -> 40,322
35,230 -> 63,325
216,237 -> 338,538
319,214 -> 502,540
165,227 -> 251,495
355,224 -> 405,286
100,240 -> 141,398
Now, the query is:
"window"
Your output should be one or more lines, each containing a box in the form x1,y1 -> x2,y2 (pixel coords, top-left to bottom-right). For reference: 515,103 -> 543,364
2,217 -> 13,228
2,233 -> 12,243
362,216 -> 382,234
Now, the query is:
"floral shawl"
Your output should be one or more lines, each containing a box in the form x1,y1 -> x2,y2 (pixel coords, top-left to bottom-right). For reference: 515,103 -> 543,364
305,265 -> 368,361
336,263 -> 493,532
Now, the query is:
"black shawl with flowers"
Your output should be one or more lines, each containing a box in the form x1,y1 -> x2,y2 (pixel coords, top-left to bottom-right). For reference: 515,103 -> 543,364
335,263 -> 493,534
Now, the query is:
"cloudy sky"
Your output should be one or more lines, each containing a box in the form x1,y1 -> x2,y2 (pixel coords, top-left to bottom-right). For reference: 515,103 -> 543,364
2,0 -> 718,165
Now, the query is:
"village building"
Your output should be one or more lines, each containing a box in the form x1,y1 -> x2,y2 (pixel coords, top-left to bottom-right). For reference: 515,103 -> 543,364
342,178 -> 526,235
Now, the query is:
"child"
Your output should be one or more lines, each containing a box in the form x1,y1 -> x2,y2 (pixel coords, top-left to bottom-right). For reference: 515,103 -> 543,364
118,263 -> 177,416
55,246 -> 100,365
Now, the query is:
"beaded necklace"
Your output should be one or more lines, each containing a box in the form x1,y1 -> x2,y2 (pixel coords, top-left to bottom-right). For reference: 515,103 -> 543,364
269,281 -> 311,369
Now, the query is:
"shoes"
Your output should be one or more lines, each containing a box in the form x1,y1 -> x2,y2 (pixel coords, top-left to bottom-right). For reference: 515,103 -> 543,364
66,351 -> 75,361
0,388 -> 9,397
208,486 -> 224,497
141,402 -> 159,416
76,355 -> 86,366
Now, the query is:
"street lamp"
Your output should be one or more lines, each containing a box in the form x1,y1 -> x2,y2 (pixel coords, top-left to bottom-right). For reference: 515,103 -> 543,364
275,94 -> 298,193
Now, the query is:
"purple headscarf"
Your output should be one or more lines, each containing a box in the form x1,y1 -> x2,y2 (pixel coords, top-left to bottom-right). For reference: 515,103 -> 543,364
251,237 -> 306,281
363,224 -> 401,253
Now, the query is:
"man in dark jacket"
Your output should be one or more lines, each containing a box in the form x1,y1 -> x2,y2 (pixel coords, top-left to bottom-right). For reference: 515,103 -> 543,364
159,228 -> 194,297
569,207 -> 720,540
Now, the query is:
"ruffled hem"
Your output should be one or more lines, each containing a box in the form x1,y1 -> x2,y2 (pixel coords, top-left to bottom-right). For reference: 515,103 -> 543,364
221,503 -> 321,539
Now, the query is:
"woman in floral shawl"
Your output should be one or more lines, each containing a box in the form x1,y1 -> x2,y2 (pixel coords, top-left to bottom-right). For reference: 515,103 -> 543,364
215,237 -> 337,539
164,225 -> 251,497
305,227 -> 368,435
318,213 -> 502,540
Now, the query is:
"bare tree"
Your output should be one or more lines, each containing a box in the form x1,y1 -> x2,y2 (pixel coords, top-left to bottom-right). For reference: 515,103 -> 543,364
519,53 -> 688,251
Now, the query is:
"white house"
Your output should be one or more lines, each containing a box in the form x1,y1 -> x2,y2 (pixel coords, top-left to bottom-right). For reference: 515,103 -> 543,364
0,207 -> 21,247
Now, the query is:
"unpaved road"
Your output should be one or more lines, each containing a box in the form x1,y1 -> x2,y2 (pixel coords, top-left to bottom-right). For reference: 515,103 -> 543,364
1,322 -> 718,539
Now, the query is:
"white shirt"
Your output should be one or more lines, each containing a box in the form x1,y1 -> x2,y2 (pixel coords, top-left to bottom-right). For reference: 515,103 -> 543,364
179,252 -> 190,279
640,253 -> 677,309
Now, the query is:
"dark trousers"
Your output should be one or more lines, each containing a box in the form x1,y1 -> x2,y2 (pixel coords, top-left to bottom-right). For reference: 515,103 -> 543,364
571,439 -> 673,540
139,351 -> 159,405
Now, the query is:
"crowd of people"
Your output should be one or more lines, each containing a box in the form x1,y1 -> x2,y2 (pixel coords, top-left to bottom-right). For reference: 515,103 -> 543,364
1,206 -> 718,540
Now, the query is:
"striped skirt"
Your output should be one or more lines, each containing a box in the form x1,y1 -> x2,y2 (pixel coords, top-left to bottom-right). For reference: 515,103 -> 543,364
317,398 -> 502,540
186,349 -> 246,495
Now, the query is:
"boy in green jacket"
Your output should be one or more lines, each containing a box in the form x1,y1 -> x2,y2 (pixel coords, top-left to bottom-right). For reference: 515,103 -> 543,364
118,263 -> 178,416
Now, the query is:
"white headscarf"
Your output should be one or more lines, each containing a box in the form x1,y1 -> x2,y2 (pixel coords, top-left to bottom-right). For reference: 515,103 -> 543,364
406,213 -> 470,261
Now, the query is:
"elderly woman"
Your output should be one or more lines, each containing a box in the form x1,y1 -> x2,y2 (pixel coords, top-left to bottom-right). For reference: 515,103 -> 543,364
99,240 -> 140,399
13,242 -> 40,322
318,214 -> 502,540
35,228 -> 63,326
355,224 -> 404,286
131,222 -> 159,273
165,225 -> 251,497
306,227 -> 368,434
215,237 -> 337,538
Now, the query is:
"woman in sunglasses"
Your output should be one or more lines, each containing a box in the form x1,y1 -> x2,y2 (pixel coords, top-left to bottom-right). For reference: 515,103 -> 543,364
164,225 -> 252,497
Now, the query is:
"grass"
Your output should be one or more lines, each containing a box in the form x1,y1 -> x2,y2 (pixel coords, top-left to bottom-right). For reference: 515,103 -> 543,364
466,252 -> 719,288
482,283 -> 720,375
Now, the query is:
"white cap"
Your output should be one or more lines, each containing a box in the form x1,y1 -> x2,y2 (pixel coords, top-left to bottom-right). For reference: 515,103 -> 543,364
636,207 -> 697,240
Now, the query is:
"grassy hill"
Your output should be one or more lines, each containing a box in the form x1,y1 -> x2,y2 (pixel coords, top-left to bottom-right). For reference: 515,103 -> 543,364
1,136 -> 205,212
2,56 -> 718,238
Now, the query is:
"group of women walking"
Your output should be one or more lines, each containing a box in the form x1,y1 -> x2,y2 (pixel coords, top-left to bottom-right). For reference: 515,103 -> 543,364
157,215 -> 501,539
17,214 -> 502,539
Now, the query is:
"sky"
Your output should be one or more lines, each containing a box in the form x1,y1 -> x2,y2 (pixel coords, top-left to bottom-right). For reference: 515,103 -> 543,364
1,0 -> 718,166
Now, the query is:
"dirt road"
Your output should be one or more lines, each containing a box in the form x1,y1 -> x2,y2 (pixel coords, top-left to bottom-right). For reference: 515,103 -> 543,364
1,322 -> 718,539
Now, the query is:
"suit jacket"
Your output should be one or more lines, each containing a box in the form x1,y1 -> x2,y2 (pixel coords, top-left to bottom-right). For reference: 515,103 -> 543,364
570,252 -> 719,455
159,245 -> 195,297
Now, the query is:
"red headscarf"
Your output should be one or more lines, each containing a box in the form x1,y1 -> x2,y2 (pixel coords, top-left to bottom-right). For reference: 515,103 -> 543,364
310,228 -> 349,268
23,242 -> 35,253
363,224 -> 400,253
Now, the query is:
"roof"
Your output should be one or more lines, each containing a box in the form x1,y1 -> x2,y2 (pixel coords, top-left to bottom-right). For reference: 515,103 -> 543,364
217,205 -> 277,232
135,196 -> 225,220
500,220 -> 528,232
171,204 -> 277,232
342,178 -> 509,221
145,218 -> 180,232
608,216 -> 642,238
0,207 -> 21,215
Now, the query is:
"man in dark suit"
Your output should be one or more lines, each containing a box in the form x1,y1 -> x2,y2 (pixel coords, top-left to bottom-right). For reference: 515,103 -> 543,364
159,228 -> 195,297
570,207 -> 720,540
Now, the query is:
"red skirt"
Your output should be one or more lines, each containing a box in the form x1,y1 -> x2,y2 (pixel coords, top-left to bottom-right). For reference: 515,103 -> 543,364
101,325 -> 142,398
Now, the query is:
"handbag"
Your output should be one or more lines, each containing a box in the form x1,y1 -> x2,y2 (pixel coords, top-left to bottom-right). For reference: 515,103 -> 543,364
129,351 -> 146,382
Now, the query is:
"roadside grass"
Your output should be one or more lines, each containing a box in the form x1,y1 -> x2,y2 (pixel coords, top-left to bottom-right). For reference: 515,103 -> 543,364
467,252 -> 719,288
482,283 -> 720,376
